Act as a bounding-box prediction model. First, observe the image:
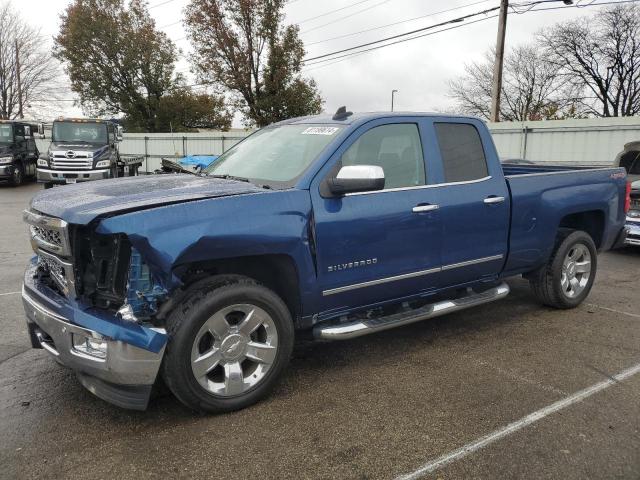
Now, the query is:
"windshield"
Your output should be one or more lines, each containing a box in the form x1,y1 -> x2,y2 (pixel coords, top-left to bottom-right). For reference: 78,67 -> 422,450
204,125 -> 343,185
0,124 -> 12,144
52,122 -> 108,144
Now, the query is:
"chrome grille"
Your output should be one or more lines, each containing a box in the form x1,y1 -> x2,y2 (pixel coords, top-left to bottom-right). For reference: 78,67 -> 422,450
31,225 -> 63,247
23,210 -> 76,298
23,210 -> 71,257
37,249 -> 76,297
50,150 -> 93,170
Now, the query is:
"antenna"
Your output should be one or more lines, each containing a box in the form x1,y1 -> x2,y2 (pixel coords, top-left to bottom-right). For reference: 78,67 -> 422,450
332,106 -> 353,121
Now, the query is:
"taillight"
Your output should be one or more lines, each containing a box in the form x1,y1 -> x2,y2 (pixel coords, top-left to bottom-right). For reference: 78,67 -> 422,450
625,181 -> 631,213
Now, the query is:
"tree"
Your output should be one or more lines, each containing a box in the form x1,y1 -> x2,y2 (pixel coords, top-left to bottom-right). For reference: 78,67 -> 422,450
125,90 -> 233,132
55,0 -> 230,132
0,1 -> 66,119
449,44 -> 581,121
184,0 -> 323,127
540,4 -> 640,117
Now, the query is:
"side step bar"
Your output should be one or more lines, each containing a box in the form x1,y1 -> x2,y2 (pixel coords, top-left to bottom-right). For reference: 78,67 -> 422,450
313,282 -> 510,341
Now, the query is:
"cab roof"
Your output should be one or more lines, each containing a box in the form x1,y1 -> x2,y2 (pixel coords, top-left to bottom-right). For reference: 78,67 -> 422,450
272,110 -> 481,127
54,117 -> 117,124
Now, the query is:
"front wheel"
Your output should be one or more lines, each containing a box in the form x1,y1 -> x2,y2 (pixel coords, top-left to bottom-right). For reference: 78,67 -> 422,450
162,276 -> 294,413
529,230 -> 597,309
9,165 -> 23,186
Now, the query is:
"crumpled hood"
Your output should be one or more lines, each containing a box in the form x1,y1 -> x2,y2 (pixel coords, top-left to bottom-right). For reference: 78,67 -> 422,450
29,174 -> 266,225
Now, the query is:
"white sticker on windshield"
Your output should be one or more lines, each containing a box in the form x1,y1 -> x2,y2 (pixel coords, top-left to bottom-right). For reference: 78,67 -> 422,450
301,127 -> 340,135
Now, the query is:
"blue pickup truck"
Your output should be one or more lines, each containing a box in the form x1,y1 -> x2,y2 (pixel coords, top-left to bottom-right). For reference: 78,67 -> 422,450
22,110 -> 630,412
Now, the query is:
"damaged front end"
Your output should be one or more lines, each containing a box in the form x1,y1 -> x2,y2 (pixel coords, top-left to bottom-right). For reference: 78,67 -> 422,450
72,228 -> 168,323
22,209 -> 169,410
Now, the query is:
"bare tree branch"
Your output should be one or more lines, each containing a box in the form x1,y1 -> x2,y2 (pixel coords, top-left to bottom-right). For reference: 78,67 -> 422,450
0,1 -> 70,120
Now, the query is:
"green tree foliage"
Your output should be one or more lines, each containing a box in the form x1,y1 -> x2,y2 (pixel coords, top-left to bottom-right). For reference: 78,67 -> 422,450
185,0 -> 323,127
55,0 -> 230,132
126,90 -> 233,132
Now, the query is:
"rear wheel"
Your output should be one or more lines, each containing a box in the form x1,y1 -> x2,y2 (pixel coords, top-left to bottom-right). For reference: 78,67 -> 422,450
529,230 -> 597,309
162,276 -> 294,413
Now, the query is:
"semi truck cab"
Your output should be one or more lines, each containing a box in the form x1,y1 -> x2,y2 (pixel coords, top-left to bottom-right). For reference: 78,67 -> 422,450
0,120 -> 39,186
37,118 -> 141,187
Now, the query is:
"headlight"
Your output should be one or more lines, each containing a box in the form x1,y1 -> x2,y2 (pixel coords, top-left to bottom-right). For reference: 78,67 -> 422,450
37,158 -> 48,167
0,156 -> 13,164
95,160 -> 110,168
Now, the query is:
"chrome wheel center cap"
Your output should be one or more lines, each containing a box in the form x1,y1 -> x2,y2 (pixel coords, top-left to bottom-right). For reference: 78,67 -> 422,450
220,334 -> 247,361
567,262 -> 576,277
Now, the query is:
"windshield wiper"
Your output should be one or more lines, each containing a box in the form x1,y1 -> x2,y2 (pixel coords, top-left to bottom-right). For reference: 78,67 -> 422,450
209,173 -> 274,189
209,174 -> 251,183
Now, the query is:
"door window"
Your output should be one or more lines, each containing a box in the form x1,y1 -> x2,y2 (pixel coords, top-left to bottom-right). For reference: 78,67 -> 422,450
341,124 -> 425,189
434,123 -> 488,183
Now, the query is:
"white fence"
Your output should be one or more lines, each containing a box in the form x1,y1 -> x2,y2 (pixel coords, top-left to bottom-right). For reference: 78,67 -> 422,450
487,116 -> 640,166
35,117 -> 640,172
36,130 -> 249,173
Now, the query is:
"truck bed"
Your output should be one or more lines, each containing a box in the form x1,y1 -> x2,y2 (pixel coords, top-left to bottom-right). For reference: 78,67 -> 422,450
501,163 -> 610,176
501,163 -> 628,276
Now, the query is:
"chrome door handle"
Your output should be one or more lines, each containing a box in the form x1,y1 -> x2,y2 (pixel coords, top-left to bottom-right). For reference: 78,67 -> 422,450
484,196 -> 505,204
413,204 -> 439,213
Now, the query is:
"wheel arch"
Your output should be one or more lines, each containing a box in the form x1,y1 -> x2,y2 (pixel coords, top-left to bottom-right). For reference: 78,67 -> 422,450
174,254 -> 302,326
558,209 -> 605,249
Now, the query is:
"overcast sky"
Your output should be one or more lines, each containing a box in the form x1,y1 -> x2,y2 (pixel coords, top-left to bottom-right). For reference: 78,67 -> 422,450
25,0 -> 616,124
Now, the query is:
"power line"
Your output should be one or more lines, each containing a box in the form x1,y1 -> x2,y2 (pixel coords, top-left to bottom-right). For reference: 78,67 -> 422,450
305,0 -> 494,46
515,0 -> 639,12
296,0 -> 376,24
301,0 -> 391,34
303,14 -> 499,68
303,5 -> 502,64
149,0 -> 179,9
303,0 -> 639,66
159,20 -> 182,28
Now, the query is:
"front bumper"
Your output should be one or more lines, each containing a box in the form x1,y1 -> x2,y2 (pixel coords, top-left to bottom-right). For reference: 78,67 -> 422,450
626,217 -> 640,246
22,271 -> 166,410
0,164 -> 15,178
37,168 -> 109,184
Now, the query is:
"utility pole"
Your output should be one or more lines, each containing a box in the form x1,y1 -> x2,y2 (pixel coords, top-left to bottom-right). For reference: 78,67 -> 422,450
15,39 -> 23,119
391,89 -> 398,111
490,0 -> 508,123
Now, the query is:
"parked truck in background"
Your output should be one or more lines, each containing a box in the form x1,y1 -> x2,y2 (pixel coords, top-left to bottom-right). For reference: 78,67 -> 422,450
614,143 -> 640,246
21,110 -> 631,413
37,118 -> 143,188
0,120 -> 39,186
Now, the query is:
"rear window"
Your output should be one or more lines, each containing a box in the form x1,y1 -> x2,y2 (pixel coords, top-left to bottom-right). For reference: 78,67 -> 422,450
434,123 -> 488,183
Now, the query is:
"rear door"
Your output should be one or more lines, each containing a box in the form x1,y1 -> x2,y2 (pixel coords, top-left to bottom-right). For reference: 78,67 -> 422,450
430,119 -> 510,287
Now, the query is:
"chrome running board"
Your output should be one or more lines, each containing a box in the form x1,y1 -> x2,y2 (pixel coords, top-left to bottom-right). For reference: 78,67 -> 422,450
313,282 -> 510,341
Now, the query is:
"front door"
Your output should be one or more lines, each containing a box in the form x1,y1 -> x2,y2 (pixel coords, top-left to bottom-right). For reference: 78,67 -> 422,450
310,118 -> 442,317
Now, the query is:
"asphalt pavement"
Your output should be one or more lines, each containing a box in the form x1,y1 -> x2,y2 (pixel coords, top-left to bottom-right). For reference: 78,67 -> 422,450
0,181 -> 638,480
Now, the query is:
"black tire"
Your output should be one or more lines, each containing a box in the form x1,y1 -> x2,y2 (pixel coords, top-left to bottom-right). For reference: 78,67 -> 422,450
43,182 -> 54,189
161,275 -> 294,413
528,230 -> 597,309
9,165 -> 23,186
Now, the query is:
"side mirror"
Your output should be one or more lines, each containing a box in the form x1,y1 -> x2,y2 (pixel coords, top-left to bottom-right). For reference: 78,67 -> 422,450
38,123 -> 45,139
327,165 -> 385,195
116,125 -> 124,142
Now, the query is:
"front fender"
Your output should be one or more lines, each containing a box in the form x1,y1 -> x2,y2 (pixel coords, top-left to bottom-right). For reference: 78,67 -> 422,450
95,189 -> 316,302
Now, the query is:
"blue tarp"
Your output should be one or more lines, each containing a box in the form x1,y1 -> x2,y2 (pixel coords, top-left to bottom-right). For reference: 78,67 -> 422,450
178,155 -> 219,169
